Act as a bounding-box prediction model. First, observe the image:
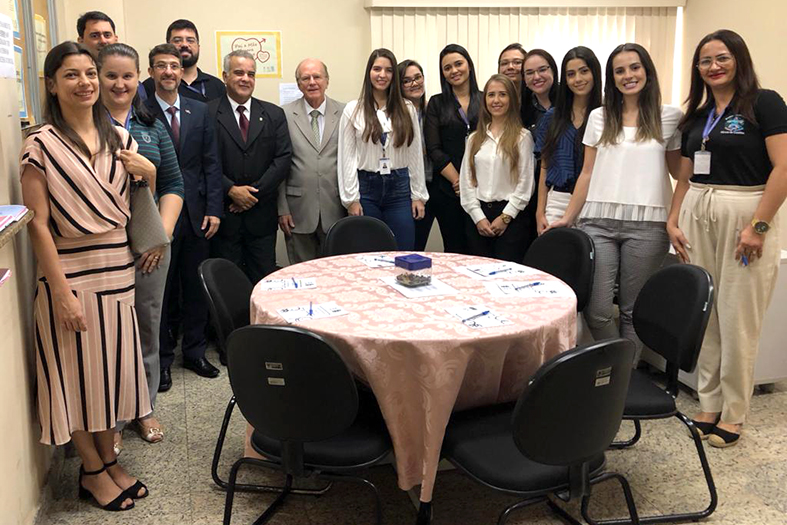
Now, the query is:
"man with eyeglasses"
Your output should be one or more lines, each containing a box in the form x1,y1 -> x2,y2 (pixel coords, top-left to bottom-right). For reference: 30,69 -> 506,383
145,44 -> 223,386
277,58 -> 346,262
143,19 -> 225,103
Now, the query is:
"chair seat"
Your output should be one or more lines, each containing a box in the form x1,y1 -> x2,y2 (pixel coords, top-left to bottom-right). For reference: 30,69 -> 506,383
443,404 -> 605,493
623,369 -> 677,417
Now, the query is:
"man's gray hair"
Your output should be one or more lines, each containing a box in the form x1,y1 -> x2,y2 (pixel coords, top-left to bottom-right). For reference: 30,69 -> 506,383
294,59 -> 329,81
223,50 -> 256,73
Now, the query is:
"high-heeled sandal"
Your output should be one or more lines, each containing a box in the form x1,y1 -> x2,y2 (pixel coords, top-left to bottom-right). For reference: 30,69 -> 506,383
78,465 -> 135,511
105,459 -> 149,499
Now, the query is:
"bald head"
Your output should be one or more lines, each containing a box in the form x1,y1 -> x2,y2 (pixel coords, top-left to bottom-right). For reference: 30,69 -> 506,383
295,58 -> 330,108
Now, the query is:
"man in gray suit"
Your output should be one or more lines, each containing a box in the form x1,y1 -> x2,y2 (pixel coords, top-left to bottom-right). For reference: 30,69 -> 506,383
278,58 -> 345,262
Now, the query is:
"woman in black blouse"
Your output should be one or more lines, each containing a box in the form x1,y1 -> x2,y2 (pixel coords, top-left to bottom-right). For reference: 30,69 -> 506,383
424,44 -> 482,254
668,29 -> 787,448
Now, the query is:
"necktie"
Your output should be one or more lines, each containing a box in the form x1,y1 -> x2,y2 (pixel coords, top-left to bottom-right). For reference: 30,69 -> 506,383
310,109 -> 321,145
166,106 -> 180,145
237,105 -> 249,143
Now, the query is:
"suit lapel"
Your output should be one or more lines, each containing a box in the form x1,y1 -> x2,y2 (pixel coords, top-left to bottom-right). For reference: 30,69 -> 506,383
292,99 -> 320,151
319,98 -> 340,153
146,97 -> 178,152
245,99 -> 265,149
217,96 -> 246,150
179,98 -> 193,147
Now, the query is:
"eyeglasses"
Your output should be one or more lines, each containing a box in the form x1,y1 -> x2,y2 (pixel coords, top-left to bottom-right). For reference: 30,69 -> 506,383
171,36 -> 198,45
499,59 -> 524,69
402,74 -> 424,87
697,54 -> 734,70
524,65 -> 551,79
298,74 -> 325,83
153,63 -> 181,72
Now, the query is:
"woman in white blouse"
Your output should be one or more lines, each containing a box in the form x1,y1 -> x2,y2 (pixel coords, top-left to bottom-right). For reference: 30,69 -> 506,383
459,74 -> 535,262
338,48 -> 428,250
549,43 -> 683,362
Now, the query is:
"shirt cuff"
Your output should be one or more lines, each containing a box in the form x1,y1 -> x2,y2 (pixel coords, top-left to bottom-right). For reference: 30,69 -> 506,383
469,207 -> 486,224
502,203 -> 521,219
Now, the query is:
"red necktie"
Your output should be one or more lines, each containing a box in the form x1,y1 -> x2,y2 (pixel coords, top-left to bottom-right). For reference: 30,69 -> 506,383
237,106 -> 249,142
166,106 -> 180,144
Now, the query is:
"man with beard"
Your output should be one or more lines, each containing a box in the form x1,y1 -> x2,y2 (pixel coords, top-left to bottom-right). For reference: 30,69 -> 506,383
143,19 -> 225,102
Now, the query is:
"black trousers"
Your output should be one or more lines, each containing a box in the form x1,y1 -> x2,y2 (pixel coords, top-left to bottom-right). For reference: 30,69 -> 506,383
159,207 -> 210,368
465,200 -> 529,263
211,222 -> 277,285
414,179 -> 437,251
430,178 -> 470,255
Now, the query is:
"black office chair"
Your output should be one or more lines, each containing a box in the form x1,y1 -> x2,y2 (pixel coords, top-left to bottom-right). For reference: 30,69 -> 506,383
323,216 -> 397,256
523,227 -> 595,312
221,325 -> 392,525
442,338 -> 640,525
583,264 -> 717,525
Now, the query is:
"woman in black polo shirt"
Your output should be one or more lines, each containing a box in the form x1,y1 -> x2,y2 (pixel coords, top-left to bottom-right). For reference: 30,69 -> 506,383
667,29 -> 787,448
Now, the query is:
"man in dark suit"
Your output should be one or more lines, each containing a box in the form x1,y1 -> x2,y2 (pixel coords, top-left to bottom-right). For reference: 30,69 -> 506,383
142,19 -> 225,103
209,50 -> 292,285
145,43 -> 223,387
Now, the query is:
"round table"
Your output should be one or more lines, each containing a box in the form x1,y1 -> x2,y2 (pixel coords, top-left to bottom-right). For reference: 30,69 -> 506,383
250,252 -> 577,502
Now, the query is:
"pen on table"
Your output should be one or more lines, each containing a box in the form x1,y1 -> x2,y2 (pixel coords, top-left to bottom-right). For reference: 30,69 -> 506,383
741,255 -> 749,267
308,301 -> 313,317
374,257 -> 393,263
462,310 -> 490,323
514,281 -> 543,291
489,267 -> 511,275
292,277 -> 299,288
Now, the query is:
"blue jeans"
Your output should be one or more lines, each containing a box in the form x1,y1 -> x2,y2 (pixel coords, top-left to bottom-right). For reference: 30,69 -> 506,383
359,169 -> 415,251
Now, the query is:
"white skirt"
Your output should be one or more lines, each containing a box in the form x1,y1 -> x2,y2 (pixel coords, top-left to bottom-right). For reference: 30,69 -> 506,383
545,188 -> 572,224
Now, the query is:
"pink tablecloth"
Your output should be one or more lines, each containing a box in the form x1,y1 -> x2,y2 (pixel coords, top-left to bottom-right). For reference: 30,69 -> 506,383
249,252 -> 576,501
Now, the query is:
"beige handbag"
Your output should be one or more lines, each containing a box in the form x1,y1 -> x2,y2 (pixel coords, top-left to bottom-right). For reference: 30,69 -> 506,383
123,135 -> 169,255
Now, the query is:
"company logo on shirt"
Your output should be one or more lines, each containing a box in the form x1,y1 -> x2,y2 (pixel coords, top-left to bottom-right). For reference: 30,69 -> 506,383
141,132 -> 152,143
721,115 -> 745,135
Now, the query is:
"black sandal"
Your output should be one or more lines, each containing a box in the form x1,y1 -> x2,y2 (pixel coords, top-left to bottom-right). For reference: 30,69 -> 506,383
78,465 -> 135,511
105,459 -> 149,499
690,414 -> 721,440
708,426 -> 741,448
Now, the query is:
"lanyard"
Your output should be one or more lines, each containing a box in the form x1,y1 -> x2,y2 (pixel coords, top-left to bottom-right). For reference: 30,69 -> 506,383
184,80 -> 206,97
106,109 -> 132,130
701,105 -> 726,151
456,97 -> 470,136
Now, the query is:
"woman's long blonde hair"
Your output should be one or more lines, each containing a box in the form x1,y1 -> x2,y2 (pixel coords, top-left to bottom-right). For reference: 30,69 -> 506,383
467,74 -> 523,187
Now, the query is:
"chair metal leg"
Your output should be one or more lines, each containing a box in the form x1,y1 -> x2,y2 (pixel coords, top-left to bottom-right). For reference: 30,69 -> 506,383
497,497 -> 546,525
580,472 -> 641,525
321,473 -> 383,525
546,498 -> 584,524
252,475 -> 293,525
211,395 -> 332,496
610,420 -> 642,449
582,413 -> 717,524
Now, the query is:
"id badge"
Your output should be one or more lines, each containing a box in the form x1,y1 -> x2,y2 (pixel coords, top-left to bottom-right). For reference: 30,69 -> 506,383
379,157 -> 391,175
694,151 -> 711,175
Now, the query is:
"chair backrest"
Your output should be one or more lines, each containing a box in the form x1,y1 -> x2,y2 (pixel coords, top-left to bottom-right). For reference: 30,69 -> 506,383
198,258 -> 253,353
633,264 -> 714,374
226,325 -> 359,443
512,338 -> 634,467
322,216 -> 397,256
522,227 -> 595,312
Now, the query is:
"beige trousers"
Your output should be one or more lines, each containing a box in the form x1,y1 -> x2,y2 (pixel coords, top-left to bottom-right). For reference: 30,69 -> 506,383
679,183 -> 780,424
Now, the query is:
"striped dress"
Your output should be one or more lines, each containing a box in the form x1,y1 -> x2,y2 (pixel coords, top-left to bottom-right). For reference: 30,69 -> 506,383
20,124 -> 152,445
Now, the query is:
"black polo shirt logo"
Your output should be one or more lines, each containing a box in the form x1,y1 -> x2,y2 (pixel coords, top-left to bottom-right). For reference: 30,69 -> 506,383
721,115 -> 745,135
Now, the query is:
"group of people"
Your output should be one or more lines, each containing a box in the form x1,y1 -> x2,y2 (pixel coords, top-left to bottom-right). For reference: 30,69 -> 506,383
18,6 -> 787,513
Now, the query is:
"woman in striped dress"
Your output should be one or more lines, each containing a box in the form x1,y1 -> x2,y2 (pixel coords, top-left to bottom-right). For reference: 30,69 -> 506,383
20,42 -> 150,511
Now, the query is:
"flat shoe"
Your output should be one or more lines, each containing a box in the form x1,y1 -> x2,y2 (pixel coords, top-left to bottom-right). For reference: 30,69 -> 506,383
708,426 -> 741,448
690,419 -> 717,440
136,420 -> 164,443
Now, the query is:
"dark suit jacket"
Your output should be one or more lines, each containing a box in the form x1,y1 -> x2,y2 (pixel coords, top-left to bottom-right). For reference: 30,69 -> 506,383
208,96 -> 292,238
145,94 -> 224,236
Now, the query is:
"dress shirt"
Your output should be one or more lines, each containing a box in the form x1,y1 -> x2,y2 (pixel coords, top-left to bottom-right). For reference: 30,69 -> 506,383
338,99 -> 428,206
459,127 -> 535,224
227,95 -> 252,127
303,97 -> 327,142
155,93 -> 181,127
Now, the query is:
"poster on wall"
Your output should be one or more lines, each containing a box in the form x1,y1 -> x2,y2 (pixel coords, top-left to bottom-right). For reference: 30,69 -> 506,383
34,14 -> 47,77
9,0 -> 20,39
14,45 -> 27,119
0,13 -> 15,79
215,31 -> 282,79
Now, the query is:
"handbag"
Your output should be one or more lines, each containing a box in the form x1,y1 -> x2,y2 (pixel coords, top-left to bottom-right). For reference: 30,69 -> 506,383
122,134 -> 169,255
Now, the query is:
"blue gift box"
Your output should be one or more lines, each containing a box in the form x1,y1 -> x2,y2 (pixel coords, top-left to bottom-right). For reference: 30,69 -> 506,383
394,254 -> 432,271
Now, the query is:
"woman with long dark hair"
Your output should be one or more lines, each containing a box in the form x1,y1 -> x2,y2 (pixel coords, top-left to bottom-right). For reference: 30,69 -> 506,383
459,74 -> 535,262
668,30 -> 787,447
549,43 -> 683,362
535,46 -> 602,232
398,59 -> 433,251
338,48 -> 427,250
97,43 -> 184,452
424,44 -> 482,254
20,41 -> 150,511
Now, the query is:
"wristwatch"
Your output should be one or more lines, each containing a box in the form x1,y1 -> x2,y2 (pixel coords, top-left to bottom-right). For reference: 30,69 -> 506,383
751,219 -> 770,235
500,213 -> 512,224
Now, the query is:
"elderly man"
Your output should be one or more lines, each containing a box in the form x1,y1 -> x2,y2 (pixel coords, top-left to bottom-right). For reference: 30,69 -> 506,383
278,59 -> 345,262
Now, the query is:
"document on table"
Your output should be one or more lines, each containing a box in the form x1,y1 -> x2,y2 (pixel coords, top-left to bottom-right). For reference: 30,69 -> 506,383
446,305 -> 512,329
484,280 -> 573,298
258,277 -> 317,291
380,276 -> 458,298
455,262 -> 540,280
277,302 -> 348,323
358,255 -> 395,268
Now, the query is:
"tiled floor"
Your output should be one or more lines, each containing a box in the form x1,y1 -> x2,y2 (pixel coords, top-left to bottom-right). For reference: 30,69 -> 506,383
36,345 -> 787,524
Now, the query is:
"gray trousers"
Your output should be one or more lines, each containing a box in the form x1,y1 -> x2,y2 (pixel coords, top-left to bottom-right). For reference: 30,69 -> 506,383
579,219 -> 669,362
285,219 -> 328,263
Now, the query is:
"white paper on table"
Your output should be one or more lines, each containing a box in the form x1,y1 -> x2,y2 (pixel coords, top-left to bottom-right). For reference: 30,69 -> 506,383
380,276 -> 458,298
446,305 -> 512,329
258,277 -> 317,291
357,255 -> 395,268
484,280 -> 574,298
277,302 -> 348,323
455,262 -> 540,280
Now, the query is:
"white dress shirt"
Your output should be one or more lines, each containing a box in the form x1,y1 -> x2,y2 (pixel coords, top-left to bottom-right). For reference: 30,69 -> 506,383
303,97 -> 327,142
155,93 -> 181,126
227,95 -> 253,127
459,127 -> 536,224
337,99 -> 428,207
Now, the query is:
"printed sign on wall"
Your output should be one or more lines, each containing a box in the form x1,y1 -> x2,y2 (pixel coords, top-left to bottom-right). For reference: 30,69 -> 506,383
215,31 -> 282,79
